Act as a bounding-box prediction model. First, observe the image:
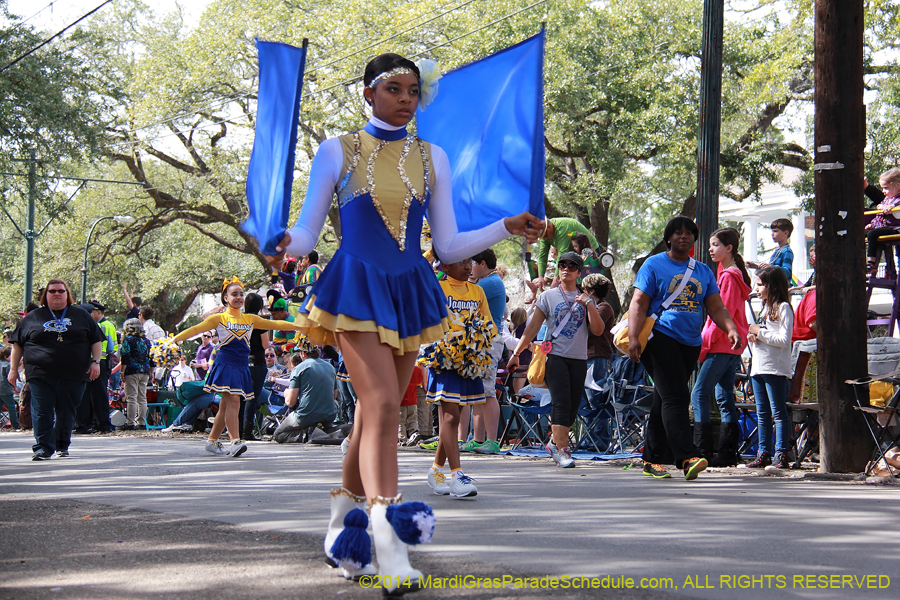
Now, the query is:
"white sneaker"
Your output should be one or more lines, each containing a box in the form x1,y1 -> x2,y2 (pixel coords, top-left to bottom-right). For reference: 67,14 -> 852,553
546,442 -> 575,468
427,469 -> 450,495
229,439 -> 247,457
162,424 -> 191,434
448,471 -> 477,498
205,439 -> 228,455
341,437 -> 350,458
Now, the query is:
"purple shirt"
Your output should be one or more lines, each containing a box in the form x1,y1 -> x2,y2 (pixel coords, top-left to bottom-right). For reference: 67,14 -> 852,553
195,342 -> 214,378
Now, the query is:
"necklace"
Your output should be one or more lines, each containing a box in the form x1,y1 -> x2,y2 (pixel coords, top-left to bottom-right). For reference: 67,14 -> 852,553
48,306 -> 68,342
721,261 -> 735,271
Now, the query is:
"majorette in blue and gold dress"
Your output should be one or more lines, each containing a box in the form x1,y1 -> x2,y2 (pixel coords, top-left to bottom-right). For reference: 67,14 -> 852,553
174,308 -> 301,399
284,117 -> 511,355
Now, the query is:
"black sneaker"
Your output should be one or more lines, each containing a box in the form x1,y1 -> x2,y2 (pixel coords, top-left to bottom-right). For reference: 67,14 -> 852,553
56,450 -> 69,458
772,452 -> 789,469
642,461 -> 672,479
32,450 -> 52,461
747,453 -> 771,468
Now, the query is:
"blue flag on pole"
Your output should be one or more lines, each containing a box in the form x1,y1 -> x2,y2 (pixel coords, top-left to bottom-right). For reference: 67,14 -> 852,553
243,39 -> 308,255
416,30 -> 545,232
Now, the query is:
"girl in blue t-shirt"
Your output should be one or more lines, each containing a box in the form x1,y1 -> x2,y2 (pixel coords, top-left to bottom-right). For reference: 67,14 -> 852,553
627,216 -> 742,481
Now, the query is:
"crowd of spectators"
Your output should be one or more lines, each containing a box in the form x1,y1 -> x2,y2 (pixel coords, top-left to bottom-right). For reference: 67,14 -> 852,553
0,211 -> 829,474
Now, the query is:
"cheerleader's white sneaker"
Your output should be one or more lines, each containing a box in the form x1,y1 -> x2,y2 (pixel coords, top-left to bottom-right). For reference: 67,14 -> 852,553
229,439 -> 247,457
448,471 -> 478,499
427,469 -> 450,495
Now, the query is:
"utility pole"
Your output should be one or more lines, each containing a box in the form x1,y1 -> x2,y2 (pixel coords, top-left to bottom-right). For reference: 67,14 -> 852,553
24,151 -> 36,309
814,0 -> 869,472
695,0 -> 724,267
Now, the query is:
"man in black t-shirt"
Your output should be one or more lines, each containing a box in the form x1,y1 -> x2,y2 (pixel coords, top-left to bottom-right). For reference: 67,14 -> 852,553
7,279 -> 104,461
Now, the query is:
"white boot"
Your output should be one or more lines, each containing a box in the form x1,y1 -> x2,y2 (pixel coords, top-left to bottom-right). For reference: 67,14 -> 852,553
370,495 -> 434,596
324,488 -> 376,580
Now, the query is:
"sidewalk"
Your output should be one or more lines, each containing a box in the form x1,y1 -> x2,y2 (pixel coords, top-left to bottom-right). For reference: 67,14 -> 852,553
0,431 -> 896,599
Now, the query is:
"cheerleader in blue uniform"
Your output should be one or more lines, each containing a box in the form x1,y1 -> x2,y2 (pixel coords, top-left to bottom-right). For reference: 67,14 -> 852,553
268,54 -> 543,594
173,278 -> 302,457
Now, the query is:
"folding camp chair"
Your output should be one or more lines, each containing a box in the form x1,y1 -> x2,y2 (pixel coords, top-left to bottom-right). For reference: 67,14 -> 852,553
845,337 -> 900,477
504,384 -> 552,450
256,377 -> 290,437
589,355 -> 652,455
573,359 -> 614,453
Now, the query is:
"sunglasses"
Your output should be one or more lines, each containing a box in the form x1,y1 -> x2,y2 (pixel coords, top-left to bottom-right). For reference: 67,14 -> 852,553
47,289 -> 67,294
558,262 -> 580,272
265,354 -> 276,358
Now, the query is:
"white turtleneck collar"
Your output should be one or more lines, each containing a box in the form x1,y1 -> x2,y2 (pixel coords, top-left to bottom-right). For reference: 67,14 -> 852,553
369,115 -> 405,131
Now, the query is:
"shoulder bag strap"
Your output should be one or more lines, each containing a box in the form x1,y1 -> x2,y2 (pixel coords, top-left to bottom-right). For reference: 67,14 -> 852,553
550,288 -> 575,338
658,258 -> 696,313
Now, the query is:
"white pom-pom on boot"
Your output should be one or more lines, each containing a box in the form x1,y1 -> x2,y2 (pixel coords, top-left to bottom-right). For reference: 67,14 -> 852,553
324,488 -> 376,580
370,494 -> 430,596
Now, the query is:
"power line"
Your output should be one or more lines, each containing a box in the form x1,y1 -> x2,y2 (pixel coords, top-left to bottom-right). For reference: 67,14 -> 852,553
0,0 -> 111,73
120,0 -> 480,136
306,0 -> 479,76
110,0 -> 548,151
301,0 -> 548,98
6,0 -> 60,34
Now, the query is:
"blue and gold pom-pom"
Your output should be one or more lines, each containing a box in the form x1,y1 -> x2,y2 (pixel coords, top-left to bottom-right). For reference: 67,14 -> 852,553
421,312 -> 495,379
149,335 -> 182,369
292,333 -> 316,354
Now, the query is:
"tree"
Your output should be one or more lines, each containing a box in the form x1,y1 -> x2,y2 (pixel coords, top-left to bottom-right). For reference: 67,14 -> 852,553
0,0 -> 115,189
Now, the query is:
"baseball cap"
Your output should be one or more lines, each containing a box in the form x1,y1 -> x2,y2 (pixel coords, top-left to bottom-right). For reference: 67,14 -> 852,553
558,251 -> 584,270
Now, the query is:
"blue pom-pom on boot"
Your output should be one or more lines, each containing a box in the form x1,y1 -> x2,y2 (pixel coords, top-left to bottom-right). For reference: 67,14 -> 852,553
330,508 -> 372,571
386,501 -> 435,545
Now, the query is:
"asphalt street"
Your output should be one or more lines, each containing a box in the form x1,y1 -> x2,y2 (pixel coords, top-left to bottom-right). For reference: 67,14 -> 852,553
0,431 -> 897,599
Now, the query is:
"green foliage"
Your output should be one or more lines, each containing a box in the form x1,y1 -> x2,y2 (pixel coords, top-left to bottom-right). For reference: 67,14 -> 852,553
0,1 -> 117,191
6,0 -> 900,319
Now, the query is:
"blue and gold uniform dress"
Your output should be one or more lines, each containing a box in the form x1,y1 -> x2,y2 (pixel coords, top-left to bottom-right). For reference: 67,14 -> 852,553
297,123 -> 450,353
174,308 -> 300,399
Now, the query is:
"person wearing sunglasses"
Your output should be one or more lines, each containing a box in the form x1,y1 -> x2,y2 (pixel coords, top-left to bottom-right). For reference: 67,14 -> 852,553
508,252 -> 605,469
7,279 -> 104,460
192,332 -> 215,379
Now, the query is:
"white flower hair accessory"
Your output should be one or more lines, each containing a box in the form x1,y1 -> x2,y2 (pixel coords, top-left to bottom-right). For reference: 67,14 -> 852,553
416,58 -> 442,111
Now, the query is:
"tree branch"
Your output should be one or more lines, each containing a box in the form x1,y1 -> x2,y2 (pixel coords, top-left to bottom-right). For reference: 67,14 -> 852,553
183,219 -> 249,253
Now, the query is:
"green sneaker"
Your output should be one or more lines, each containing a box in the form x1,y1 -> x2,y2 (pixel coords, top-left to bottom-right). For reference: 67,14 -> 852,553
473,439 -> 501,454
642,461 -> 672,479
418,439 -> 440,451
682,456 -> 708,481
459,439 -> 480,452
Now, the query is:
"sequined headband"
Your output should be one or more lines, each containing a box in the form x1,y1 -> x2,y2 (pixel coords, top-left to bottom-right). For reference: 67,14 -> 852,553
367,67 -> 416,89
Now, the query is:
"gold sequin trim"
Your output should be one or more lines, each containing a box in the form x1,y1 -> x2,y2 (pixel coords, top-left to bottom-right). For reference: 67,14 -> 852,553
418,138 -> 432,198
331,487 -> 366,503
338,133 -> 431,251
367,494 -> 403,511
337,133 -> 362,196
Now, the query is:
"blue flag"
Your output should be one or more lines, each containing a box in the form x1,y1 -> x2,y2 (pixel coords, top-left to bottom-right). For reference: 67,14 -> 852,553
416,30 -> 545,232
243,40 -> 308,255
